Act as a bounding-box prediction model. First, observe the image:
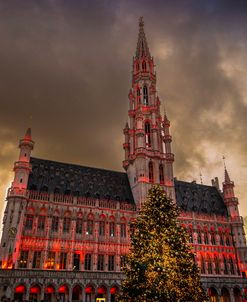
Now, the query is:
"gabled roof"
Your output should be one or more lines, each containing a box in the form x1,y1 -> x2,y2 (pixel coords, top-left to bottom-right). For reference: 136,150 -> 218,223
174,179 -> 228,216
28,157 -> 135,204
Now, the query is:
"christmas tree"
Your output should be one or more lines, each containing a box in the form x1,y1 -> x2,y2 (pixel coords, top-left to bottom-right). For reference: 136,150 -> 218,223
118,185 -> 207,302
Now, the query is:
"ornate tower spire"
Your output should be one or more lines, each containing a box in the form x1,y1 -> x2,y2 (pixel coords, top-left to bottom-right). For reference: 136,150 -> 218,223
123,18 -> 175,208
135,17 -> 151,59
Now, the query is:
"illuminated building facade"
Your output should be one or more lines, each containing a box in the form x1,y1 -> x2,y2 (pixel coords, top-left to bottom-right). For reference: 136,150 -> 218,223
0,18 -> 247,302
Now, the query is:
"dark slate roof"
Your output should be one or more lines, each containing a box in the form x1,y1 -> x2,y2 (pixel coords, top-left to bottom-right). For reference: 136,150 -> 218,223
174,179 -> 228,216
28,157 -> 135,204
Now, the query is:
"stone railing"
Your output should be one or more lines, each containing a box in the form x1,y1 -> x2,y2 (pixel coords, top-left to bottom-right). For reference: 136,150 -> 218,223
0,268 -> 125,281
7,188 -> 136,212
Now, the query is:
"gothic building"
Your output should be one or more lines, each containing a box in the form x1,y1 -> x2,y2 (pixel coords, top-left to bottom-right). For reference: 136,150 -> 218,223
0,18 -> 247,302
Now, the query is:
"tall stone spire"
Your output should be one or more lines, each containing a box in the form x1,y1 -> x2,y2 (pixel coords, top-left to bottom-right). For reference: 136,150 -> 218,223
123,18 -> 175,209
135,17 -> 151,59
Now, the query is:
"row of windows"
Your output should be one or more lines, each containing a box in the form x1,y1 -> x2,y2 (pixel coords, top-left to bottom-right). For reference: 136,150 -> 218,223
24,215 -> 127,237
135,61 -> 152,73
200,254 -> 237,275
188,230 -> 232,246
19,250 -> 121,271
148,161 -> 164,184
136,86 -> 149,106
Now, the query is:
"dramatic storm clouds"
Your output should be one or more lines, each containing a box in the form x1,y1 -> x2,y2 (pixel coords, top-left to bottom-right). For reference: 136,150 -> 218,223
1,0 -> 247,217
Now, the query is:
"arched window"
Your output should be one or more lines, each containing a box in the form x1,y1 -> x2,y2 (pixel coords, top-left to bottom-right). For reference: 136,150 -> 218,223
214,255 -> 220,274
197,231 -> 202,244
159,164 -> 164,184
148,162 -> 154,183
201,255 -> 205,274
204,232 -> 209,244
207,254 -> 213,274
143,86 -> 148,105
188,228 -> 193,243
226,236 -> 230,246
142,61 -> 146,71
220,233 -> 224,245
145,122 -> 151,147
229,256 -> 235,275
136,62 -> 139,72
211,231 -> 216,245
223,255 -> 228,274
137,88 -> 141,104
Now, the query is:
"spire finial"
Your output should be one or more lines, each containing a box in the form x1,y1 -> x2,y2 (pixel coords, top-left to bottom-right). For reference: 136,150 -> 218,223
223,155 -> 226,169
223,155 -> 231,183
136,16 -> 151,58
200,171 -> 203,184
139,16 -> 144,28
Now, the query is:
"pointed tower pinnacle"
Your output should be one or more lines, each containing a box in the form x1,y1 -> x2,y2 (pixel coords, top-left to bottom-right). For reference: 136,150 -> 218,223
223,156 -> 231,184
136,16 -> 151,59
24,127 -> 32,141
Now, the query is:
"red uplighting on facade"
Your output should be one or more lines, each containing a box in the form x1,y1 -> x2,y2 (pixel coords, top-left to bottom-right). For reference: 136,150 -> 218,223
45,286 -> 55,294
58,285 -> 68,294
15,285 -> 26,293
98,287 -> 106,294
85,286 -> 93,294
110,287 -> 118,294
30,286 -> 41,294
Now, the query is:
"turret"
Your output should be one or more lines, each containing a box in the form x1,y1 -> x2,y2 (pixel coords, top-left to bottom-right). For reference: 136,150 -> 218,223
222,166 -> 239,218
12,128 -> 34,190
123,18 -> 175,208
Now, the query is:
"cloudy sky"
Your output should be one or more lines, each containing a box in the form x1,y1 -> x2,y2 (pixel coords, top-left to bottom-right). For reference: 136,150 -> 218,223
1,0 -> 247,218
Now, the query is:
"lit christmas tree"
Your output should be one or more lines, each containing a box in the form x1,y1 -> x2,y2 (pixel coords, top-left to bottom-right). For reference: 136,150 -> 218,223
118,185 -> 207,302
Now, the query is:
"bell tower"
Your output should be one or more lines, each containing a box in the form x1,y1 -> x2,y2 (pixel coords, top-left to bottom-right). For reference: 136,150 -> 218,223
123,17 -> 175,209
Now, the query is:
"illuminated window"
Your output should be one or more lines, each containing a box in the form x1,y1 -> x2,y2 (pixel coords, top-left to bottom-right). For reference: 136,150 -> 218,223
145,122 -> 151,147
37,215 -> 45,231
97,254 -> 104,271
120,224 -> 126,238
108,255 -> 115,271
99,221 -> 105,236
59,252 -> 67,269
19,250 -> 28,268
63,217 -> 71,233
47,252 -> 55,269
32,251 -> 41,269
159,164 -> 164,184
51,216 -> 59,232
84,254 -> 92,270
148,162 -> 154,183
87,219 -> 93,235
143,85 -> 148,105
73,253 -> 81,271
109,222 -> 115,237
76,218 -> 83,234
25,215 -> 33,230
73,253 -> 80,271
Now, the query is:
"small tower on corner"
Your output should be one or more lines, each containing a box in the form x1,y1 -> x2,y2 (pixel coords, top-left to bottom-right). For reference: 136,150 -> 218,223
222,163 -> 239,218
123,18 -> 175,209
12,128 -> 34,190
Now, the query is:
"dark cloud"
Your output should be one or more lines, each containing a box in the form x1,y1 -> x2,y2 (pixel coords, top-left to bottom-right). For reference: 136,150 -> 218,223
1,0 -> 247,215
